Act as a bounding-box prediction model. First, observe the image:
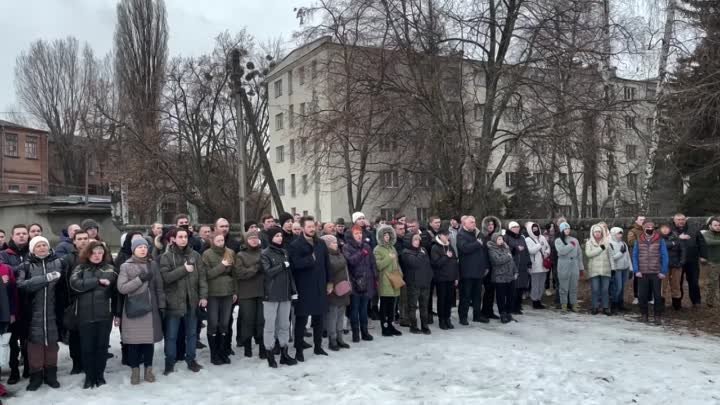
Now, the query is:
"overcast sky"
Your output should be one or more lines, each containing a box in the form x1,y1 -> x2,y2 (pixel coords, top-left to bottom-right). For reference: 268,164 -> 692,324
0,0 -> 301,119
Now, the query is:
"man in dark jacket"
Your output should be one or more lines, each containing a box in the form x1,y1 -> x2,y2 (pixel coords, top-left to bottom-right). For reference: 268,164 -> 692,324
456,216 -> 490,325
277,212 -> 295,248
401,233 -> 434,335
54,224 -> 81,258
671,213 -> 708,308
287,216 -> 330,362
335,218 -> 346,251
0,225 -> 30,384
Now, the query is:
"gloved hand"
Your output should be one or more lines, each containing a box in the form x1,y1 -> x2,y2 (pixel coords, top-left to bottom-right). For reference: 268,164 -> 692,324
46,271 -> 61,282
139,270 -> 153,282
600,245 -> 606,250
361,249 -> 369,256
620,245 -> 627,254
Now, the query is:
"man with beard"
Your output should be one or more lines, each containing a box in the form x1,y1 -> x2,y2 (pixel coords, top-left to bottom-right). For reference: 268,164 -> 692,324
0,225 -> 30,384
671,213 -> 708,309
420,217 -> 442,323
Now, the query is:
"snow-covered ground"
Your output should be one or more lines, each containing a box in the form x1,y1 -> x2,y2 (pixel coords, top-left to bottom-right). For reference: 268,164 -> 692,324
8,310 -> 720,404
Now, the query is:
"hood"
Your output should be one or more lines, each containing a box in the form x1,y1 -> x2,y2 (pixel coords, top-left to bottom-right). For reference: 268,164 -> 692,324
376,224 -> 397,247
525,222 -> 539,241
481,216 -> 502,237
610,227 -> 624,239
120,231 -> 143,255
590,224 -> 609,245
486,232 -> 506,251
434,235 -> 449,246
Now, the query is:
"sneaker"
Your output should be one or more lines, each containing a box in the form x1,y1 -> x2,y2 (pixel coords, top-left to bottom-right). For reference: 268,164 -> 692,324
632,298 -> 639,305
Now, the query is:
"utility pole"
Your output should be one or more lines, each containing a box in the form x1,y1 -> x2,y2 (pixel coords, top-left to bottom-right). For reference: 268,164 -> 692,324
230,49 -> 246,226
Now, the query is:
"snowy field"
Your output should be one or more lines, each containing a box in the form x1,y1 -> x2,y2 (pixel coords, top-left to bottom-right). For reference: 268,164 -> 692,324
8,310 -> 720,404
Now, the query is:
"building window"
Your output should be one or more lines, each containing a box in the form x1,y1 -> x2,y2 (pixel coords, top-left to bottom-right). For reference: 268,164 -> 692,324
276,145 -> 284,163
291,174 -> 296,197
624,116 -> 635,129
646,85 -> 657,99
311,60 -> 318,78
27,185 -> 38,194
277,179 -> 285,196
25,136 -> 38,159
623,86 -> 636,100
299,66 -> 305,85
300,138 -> 307,156
646,117 -> 654,132
289,139 -> 296,164
289,104 -> 295,128
380,170 -> 399,188
4,134 -> 18,157
288,70 -> 293,96
291,207 -> 297,215
299,102 -> 306,122
416,207 -> 430,223
505,171 -> 517,188
302,174 -> 308,194
380,208 -> 398,222
275,113 -> 284,130
7,184 -> 20,193
379,137 -> 398,152
626,144 -> 637,160
627,173 -> 638,189
474,104 -> 485,121
302,210 -> 309,216
415,172 -> 431,188
274,79 -> 283,98
485,171 -> 494,186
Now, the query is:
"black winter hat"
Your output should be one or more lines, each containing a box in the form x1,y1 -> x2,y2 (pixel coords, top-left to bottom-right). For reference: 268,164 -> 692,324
336,217 -> 346,226
244,220 -> 258,232
278,212 -> 294,226
81,218 -> 100,231
266,226 -> 284,243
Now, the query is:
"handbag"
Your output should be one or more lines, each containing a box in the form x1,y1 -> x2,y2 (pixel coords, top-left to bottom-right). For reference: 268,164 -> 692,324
63,300 -> 79,330
543,256 -> 553,270
125,287 -> 152,318
334,265 -> 353,296
387,270 -> 406,289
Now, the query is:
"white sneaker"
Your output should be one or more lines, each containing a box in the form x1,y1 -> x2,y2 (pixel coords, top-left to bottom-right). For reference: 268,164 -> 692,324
649,299 -> 654,304
632,298 -> 639,305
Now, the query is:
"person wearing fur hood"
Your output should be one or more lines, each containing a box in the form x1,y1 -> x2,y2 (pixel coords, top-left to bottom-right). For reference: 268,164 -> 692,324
585,224 -> 612,315
608,227 -> 633,313
524,222 -> 551,309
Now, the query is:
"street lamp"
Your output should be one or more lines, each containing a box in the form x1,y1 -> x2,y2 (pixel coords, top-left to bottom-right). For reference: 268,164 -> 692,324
229,48 -> 246,227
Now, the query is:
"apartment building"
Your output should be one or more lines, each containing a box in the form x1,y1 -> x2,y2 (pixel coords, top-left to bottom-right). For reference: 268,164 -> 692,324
0,119 -> 49,197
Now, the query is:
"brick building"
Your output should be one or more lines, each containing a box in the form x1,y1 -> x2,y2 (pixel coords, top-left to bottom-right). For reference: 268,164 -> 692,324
0,119 -> 49,197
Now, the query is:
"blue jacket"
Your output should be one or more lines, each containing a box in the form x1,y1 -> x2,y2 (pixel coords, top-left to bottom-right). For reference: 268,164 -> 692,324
632,234 -> 669,275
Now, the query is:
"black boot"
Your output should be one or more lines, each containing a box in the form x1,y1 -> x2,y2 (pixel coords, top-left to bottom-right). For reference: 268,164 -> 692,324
446,318 -> 455,329
279,346 -> 297,366
381,321 -> 393,337
259,344 -> 267,360
209,335 -> 223,365
313,338 -> 328,356
295,348 -> 305,362
219,334 -> 231,364
273,339 -> 281,355
328,337 -> 340,352
439,318 -> 449,330
71,360 -> 82,375
26,371 -> 43,391
472,315 -> 490,323
337,335 -> 350,349
43,367 -> 60,389
224,334 -> 235,356
244,339 -> 253,358
351,328 -> 360,343
388,323 -> 403,336
672,298 -> 682,311
83,373 -> 95,389
7,368 -> 20,385
163,361 -> 174,376
409,321 -> 421,334
641,313 -> 649,323
360,327 -> 373,341
500,313 -> 511,324
421,324 -> 431,335
266,352 -> 278,368
459,317 -> 469,326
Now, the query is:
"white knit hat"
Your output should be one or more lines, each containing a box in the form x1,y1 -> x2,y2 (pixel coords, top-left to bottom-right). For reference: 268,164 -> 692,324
29,236 -> 50,253
352,212 -> 365,223
508,221 -> 520,229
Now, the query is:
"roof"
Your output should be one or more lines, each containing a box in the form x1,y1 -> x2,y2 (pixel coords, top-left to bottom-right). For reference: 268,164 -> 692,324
0,119 -> 48,134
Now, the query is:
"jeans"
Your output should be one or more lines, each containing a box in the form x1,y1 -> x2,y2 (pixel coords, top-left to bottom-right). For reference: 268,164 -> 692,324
349,295 -> 369,331
435,281 -> 454,320
263,301 -> 291,349
78,320 -> 112,379
590,276 -> 611,309
207,296 -> 233,336
407,286 -> 430,327
237,297 -> 264,345
638,273 -> 663,315
494,282 -> 513,314
610,269 -> 629,304
458,278 -> 482,321
164,307 -> 198,366
127,344 -> 154,368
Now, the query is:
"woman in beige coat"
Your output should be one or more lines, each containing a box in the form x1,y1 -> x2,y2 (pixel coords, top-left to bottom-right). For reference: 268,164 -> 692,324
117,238 -> 166,385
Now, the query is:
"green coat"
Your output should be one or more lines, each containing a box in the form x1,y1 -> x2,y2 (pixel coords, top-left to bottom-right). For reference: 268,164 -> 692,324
202,245 -> 236,297
374,225 -> 402,297
702,230 -> 720,264
159,244 -> 208,317
233,245 -> 264,299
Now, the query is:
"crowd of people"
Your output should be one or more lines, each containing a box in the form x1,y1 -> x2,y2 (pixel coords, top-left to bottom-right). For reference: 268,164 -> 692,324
0,211 -> 718,398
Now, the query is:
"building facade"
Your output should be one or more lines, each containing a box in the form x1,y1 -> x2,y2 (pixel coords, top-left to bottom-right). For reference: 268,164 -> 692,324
0,119 -> 49,197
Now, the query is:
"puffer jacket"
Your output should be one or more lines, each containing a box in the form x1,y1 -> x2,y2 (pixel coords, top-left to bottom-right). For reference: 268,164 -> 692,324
400,245 -> 434,288
159,244 -> 208,317
17,252 -> 68,345
608,228 -> 633,271
202,245 -> 236,297
342,237 -> 377,299
69,261 -> 117,325
260,244 -> 295,302
486,235 -> 518,283
430,237 -> 459,282
374,225 -> 402,297
234,245 -> 264,300
505,229 -> 531,288
524,222 -> 550,274
585,224 -> 612,278
326,248 -> 351,307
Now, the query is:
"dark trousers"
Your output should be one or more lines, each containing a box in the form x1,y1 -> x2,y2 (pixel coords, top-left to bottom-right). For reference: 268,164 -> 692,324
9,321 -> 28,373
494,282 -> 513,314
294,314 -> 323,350
127,344 -> 154,368
349,295 -> 369,331
682,260 -> 702,305
237,297 -> 264,345
427,281 -> 436,317
379,296 -> 396,327
633,275 -> 639,299
638,273 -> 663,315
407,285 -> 431,327
435,281 -> 454,320
69,329 -> 81,366
207,296 -> 233,336
481,275 -> 496,316
512,282 -> 523,312
458,278 -> 482,321
78,320 -> 112,380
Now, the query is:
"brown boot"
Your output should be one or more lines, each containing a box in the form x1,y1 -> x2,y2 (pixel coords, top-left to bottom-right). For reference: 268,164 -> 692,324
131,368 -> 141,385
144,367 -> 156,383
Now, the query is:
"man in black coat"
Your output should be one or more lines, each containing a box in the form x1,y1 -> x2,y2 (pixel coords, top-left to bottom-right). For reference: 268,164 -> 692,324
287,216 -> 330,362
420,217 -> 442,323
456,216 -> 490,325
671,213 -> 708,308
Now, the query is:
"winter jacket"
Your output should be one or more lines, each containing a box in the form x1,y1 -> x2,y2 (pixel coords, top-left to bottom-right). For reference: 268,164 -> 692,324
0,241 -> 30,275
202,245 -> 236,297
420,227 -> 438,253
487,236 -> 518,283
555,235 -> 584,275
233,245 -> 264,300
524,222 -> 550,274
342,237 -> 377,299
345,227 -> 377,251
505,229 -> 531,288
326,248 -> 351,307
400,245 -> 434,288
69,262 -> 117,325
117,256 -> 165,344
159,244 -> 208,317
0,264 -> 17,320
671,223 -> 708,262
456,227 -> 490,279
632,232 -> 669,275
481,216 -> 502,242
627,224 -> 644,249
662,233 -> 686,268
702,229 -> 720,264
608,229 -> 633,272
54,237 -> 74,259
430,238 -> 459,282
288,235 -> 329,316
260,244 -> 295,302
17,253 -> 68,345
374,225 -> 402,297
585,225 -> 612,278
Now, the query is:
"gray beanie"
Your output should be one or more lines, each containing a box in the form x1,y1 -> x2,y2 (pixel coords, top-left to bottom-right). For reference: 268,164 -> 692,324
131,238 -> 149,253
